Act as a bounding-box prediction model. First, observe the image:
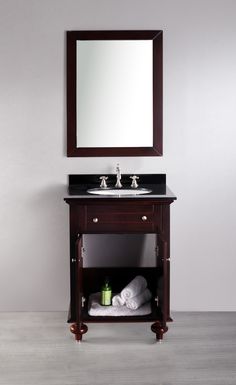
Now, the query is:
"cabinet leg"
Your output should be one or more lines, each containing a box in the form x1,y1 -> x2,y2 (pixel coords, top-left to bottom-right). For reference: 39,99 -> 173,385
70,323 -> 88,341
151,322 -> 168,341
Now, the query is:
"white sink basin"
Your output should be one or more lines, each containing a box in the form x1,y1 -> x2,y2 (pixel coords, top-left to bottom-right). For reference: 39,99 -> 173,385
87,188 -> 152,196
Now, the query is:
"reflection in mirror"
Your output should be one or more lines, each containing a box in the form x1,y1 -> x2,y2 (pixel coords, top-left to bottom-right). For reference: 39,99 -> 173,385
67,31 -> 163,157
77,40 -> 153,148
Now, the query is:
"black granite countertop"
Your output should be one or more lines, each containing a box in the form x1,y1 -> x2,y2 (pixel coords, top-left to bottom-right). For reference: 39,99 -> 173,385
65,174 -> 177,200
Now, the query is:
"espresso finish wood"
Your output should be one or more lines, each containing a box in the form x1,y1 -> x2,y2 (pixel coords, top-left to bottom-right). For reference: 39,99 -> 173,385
65,188 -> 175,341
86,204 -> 156,232
70,323 -> 88,341
67,30 -> 163,157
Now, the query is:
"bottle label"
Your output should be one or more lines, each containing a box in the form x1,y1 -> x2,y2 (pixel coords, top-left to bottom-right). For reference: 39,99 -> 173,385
101,290 -> 112,306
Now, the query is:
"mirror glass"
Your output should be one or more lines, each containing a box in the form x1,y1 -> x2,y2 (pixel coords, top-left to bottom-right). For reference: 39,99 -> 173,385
67,31 -> 163,157
76,40 -> 153,148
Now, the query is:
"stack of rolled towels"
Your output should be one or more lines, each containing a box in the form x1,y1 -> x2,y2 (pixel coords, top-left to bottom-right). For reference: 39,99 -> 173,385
112,275 -> 152,310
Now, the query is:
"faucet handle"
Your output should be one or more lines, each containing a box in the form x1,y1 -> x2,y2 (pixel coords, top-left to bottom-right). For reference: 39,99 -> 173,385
130,175 -> 139,188
99,176 -> 108,189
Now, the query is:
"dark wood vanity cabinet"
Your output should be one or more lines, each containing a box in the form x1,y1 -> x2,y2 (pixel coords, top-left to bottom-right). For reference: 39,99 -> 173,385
64,195 -> 175,341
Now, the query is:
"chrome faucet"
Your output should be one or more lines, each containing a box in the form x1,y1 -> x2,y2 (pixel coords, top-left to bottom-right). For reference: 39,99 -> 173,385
115,163 -> 122,188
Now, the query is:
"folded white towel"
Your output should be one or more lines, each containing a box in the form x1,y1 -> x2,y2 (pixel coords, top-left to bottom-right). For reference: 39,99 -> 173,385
88,293 -> 151,316
112,294 -> 126,307
121,275 -> 147,301
126,288 -> 152,310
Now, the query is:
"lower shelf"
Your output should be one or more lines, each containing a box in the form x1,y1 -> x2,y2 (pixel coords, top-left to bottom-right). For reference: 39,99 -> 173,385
88,292 -> 152,317
68,267 -> 167,323
68,307 -> 173,323
68,301 -> 162,323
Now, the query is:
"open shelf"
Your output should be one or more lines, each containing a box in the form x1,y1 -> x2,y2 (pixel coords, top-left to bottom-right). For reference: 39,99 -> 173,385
68,267 -> 164,323
82,300 -> 162,323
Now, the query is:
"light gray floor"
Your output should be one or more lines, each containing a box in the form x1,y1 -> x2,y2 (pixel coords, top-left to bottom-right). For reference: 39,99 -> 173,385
0,312 -> 236,385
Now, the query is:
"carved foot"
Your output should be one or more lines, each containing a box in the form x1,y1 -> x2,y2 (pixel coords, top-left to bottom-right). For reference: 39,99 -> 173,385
151,322 -> 168,341
70,323 -> 88,341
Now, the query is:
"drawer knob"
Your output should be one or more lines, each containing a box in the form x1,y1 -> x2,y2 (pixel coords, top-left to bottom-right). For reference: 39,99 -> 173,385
142,215 -> 147,221
93,217 -> 99,223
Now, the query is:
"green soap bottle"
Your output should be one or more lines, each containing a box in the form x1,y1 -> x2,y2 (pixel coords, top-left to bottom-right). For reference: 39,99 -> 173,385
101,277 -> 112,306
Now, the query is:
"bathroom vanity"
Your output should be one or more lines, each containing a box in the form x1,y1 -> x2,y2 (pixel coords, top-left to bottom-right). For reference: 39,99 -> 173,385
64,174 -> 176,341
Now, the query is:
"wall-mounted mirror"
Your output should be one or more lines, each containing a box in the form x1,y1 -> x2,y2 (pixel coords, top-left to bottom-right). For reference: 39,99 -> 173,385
67,30 -> 163,157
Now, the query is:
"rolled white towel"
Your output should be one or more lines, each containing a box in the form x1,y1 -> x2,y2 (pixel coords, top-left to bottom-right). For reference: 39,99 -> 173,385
121,275 -> 147,301
126,288 -> 152,310
112,294 -> 126,307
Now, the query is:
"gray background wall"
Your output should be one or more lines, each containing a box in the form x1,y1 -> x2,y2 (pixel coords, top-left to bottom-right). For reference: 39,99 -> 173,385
0,0 -> 236,311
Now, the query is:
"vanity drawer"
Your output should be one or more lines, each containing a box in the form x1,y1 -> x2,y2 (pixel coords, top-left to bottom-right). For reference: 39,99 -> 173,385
86,205 -> 155,232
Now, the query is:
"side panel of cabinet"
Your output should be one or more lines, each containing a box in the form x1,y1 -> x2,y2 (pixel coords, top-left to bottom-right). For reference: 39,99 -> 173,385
161,204 -> 170,258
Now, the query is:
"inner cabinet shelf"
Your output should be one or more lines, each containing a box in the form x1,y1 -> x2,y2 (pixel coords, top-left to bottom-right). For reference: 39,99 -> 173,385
69,267 -> 164,323
64,174 -> 176,341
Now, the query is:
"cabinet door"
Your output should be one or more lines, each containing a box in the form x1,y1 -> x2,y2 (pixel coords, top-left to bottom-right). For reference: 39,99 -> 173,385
75,235 -> 83,325
158,234 -> 169,324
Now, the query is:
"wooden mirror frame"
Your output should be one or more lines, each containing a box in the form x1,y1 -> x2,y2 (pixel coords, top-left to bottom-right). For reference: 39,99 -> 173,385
67,30 -> 163,157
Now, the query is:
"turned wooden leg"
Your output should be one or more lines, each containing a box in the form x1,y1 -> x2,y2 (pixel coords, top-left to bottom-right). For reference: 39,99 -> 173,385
70,323 -> 88,341
151,322 -> 168,341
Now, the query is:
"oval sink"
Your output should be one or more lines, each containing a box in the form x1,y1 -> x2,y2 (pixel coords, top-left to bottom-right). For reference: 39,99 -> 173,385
87,188 -> 152,196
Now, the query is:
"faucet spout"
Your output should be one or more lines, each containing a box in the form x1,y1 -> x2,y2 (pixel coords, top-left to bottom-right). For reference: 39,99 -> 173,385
115,163 -> 122,188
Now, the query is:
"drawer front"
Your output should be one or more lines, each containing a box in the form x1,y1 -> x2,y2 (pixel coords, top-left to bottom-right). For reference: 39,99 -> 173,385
86,205 -> 155,232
